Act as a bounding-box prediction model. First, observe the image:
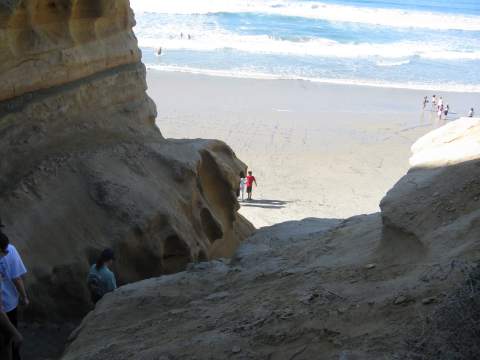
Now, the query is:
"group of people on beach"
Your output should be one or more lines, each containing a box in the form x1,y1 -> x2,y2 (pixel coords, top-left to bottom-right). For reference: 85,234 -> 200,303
0,219 -> 117,360
156,33 -> 193,56
423,94 -> 475,120
422,95 -> 450,120
238,171 -> 258,201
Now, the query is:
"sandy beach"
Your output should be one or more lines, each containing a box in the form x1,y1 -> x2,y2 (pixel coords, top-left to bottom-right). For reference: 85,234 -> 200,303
148,70 -> 478,227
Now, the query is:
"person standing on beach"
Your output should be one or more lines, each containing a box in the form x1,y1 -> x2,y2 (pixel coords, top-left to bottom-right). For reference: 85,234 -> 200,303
444,104 -> 450,119
0,229 -> 27,360
468,108 -> 474,117
422,96 -> 429,109
431,95 -> 437,111
246,171 -> 257,201
437,103 -> 444,120
437,96 -> 443,111
239,172 -> 246,201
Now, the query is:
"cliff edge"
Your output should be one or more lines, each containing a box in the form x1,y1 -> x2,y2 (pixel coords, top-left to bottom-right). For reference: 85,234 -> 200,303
63,118 -> 480,360
0,0 -> 253,318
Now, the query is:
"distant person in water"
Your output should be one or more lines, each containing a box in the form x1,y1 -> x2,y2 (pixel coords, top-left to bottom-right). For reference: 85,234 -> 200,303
156,47 -> 162,56
0,231 -> 24,360
87,248 -> 117,303
422,96 -> 429,109
238,172 -> 246,201
246,171 -> 257,201
431,95 -> 437,110
468,108 -> 474,117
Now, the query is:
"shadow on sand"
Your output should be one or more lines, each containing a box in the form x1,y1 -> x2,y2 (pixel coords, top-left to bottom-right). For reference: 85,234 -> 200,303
239,199 -> 288,209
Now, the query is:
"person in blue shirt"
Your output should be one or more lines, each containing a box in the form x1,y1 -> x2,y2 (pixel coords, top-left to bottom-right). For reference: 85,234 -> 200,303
87,248 -> 117,303
0,231 -> 24,360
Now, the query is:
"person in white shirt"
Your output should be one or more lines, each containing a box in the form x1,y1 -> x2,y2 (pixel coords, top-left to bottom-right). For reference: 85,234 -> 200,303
239,172 -> 246,201
437,104 -> 444,120
468,108 -> 474,117
437,96 -> 443,111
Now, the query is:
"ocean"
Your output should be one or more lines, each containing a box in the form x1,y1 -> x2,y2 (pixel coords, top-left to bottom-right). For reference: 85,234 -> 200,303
130,0 -> 480,92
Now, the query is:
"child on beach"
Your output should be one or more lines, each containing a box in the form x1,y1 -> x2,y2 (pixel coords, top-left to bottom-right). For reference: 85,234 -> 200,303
239,172 -> 246,201
469,108 -> 474,117
246,171 -> 257,201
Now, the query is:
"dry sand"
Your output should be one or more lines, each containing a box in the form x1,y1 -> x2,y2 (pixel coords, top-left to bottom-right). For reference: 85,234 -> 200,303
148,70 -> 478,227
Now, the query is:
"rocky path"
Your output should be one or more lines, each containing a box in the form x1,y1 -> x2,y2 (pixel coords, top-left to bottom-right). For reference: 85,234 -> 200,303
63,213 -> 473,359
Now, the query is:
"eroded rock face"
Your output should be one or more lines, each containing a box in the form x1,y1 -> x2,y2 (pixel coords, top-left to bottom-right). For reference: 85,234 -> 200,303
0,0 -> 253,318
381,118 -> 480,247
62,121 -> 480,360
0,0 -> 140,101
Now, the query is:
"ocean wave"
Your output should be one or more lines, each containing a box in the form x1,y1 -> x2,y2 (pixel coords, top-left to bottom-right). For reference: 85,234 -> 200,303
130,0 -> 480,31
146,64 -> 480,92
139,34 -> 480,61
376,59 -> 411,67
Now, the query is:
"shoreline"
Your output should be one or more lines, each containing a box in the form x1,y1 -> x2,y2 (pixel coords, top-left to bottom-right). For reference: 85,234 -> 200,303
145,64 -> 480,94
147,69 -> 478,227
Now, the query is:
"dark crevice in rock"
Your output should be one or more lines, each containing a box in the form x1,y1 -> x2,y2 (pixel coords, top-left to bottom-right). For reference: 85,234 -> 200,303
200,207 -> 223,244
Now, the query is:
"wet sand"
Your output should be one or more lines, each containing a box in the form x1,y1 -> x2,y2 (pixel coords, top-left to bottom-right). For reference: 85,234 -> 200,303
147,69 -> 478,227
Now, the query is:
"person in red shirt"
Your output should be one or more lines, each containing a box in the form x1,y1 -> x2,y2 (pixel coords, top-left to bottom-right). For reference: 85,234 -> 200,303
246,171 -> 257,200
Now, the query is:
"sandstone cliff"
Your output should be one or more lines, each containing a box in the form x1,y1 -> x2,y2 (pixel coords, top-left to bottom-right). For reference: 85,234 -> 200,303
63,119 -> 480,359
0,0 -> 253,318
380,117 -> 480,247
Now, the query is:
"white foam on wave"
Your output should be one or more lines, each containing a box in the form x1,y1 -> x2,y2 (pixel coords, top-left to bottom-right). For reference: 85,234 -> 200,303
376,59 -> 411,67
147,64 -> 480,93
138,33 -> 480,61
130,0 -> 480,31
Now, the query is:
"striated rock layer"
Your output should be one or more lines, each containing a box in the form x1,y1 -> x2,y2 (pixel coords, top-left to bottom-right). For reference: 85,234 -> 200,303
63,120 -> 480,359
0,0 -> 140,101
0,0 -> 253,318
